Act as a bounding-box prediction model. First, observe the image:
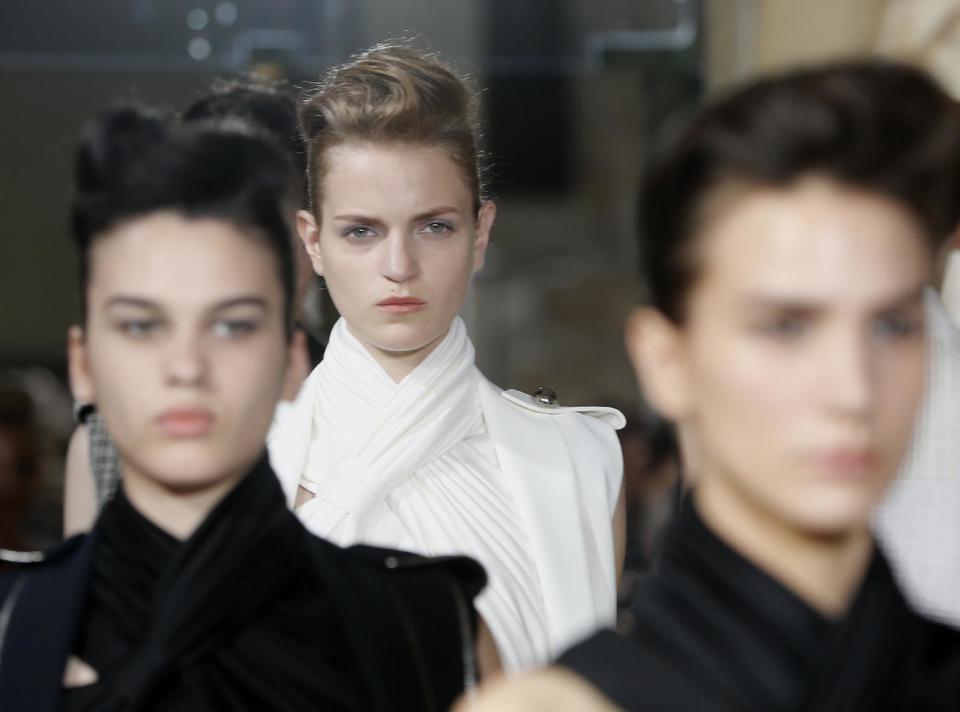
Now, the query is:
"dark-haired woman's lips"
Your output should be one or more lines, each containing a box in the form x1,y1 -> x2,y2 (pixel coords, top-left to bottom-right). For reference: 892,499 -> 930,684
156,408 -> 215,437
814,448 -> 876,478
377,297 -> 426,313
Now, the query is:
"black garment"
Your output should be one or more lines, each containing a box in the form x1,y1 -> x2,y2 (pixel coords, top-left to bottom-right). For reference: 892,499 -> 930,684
0,455 -> 485,712
560,496 -> 960,711
63,455 -> 366,711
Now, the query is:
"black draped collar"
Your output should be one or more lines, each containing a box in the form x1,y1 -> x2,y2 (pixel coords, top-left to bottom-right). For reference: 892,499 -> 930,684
561,496 -> 960,711
63,454 -> 367,712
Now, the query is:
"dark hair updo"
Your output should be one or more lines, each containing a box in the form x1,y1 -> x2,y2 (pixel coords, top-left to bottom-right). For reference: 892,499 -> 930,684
184,80 -> 308,207
71,106 -> 297,329
640,60 -> 960,323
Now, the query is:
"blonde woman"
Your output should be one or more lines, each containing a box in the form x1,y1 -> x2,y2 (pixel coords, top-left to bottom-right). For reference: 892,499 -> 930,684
270,44 -> 625,671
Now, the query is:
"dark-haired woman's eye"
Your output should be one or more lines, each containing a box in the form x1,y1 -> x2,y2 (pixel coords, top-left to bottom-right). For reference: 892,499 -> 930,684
756,315 -> 809,341
118,319 -> 160,338
420,221 -> 454,237
213,319 -> 258,339
872,312 -> 923,341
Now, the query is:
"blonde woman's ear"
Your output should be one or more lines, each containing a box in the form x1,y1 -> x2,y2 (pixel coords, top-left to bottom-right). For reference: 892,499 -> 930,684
297,210 -> 324,277
624,306 -> 692,421
473,201 -> 496,271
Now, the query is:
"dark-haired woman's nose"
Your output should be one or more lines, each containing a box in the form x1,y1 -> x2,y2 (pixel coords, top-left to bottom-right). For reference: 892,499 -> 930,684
824,330 -> 874,419
380,233 -> 420,284
165,334 -> 208,387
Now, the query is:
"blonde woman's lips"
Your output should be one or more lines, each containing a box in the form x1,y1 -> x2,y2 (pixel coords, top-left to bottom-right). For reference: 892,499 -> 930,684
377,297 -> 426,313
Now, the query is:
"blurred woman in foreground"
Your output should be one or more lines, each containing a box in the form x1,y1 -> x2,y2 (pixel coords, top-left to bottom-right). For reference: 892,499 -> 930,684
0,108 -> 484,711
464,60 -> 960,710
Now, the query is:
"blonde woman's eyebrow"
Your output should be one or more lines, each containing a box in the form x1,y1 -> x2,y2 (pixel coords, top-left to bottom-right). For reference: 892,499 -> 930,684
412,206 -> 462,221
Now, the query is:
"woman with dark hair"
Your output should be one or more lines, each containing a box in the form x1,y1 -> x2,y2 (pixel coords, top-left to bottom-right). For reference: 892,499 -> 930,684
0,107 -> 484,711
63,79 -> 324,531
272,42 -> 626,672
465,60 -> 960,710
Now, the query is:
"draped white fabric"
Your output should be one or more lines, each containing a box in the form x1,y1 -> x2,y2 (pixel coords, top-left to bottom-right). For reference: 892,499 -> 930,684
297,317 -> 552,670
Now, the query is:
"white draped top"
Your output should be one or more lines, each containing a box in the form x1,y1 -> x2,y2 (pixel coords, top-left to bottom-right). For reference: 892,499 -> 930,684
269,317 -> 625,671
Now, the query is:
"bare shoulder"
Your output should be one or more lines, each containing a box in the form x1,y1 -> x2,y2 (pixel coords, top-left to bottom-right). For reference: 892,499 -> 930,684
455,668 -> 621,712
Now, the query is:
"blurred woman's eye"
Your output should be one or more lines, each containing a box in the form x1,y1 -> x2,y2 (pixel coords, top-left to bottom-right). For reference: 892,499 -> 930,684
419,220 -> 454,237
212,319 -> 259,339
755,315 -> 809,341
118,319 -> 161,338
872,312 -> 924,341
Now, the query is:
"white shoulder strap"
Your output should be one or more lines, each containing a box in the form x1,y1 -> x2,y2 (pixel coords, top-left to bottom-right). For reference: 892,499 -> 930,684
499,389 -> 626,430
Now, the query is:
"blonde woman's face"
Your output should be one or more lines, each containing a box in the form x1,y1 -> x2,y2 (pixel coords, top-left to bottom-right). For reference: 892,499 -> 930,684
632,178 -> 931,536
299,143 -> 493,376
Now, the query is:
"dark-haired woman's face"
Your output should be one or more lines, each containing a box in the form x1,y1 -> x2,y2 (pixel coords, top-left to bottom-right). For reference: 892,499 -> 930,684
630,178 -> 930,537
70,212 -> 291,508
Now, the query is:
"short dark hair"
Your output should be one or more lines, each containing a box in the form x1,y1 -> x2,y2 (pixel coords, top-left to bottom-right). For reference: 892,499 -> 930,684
184,79 -> 308,207
640,60 -> 960,322
71,106 -> 297,329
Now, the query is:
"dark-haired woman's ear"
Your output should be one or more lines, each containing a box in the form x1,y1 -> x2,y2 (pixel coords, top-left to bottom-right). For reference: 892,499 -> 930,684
282,328 -> 311,402
67,325 -> 96,405
624,307 -> 692,422
297,210 -> 324,277
473,201 -> 496,272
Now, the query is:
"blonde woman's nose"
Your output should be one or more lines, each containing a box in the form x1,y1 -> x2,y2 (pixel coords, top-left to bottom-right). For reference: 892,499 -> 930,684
380,233 -> 420,283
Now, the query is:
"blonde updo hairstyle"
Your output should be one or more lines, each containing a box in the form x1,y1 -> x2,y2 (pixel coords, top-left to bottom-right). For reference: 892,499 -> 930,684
300,43 -> 486,217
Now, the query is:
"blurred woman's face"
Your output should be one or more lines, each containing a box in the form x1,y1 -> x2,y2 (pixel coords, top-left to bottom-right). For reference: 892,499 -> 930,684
298,142 -> 493,376
71,212 -> 290,497
634,178 -> 931,536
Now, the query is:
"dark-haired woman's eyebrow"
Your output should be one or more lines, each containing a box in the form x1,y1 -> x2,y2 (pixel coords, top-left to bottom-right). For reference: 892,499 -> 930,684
104,296 -> 160,311
871,286 -> 925,314
741,295 -> 822,317
206,296 -> 270,316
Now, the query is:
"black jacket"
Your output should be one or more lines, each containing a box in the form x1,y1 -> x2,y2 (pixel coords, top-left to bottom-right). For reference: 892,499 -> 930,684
0,464 -> 484,712
561,496 -> 960,711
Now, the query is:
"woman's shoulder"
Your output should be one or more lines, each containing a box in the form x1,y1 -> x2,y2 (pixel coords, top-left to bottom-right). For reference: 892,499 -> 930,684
476,377 -> 625,431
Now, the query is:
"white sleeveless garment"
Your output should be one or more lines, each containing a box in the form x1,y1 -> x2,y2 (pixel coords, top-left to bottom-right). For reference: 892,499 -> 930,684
268,317 -> 625,670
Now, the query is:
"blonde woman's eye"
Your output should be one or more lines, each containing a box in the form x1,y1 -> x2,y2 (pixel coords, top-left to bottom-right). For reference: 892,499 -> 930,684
421,221 -> 453,236
213,320 -> 258,339
343,225 -> 376,240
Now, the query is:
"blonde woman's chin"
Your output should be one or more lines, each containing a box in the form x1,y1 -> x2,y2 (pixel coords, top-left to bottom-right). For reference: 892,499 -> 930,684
454,668 -> 621,712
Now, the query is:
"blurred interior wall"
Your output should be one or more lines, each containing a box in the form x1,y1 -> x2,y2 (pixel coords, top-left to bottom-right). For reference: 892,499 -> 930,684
705,0 -> 886,92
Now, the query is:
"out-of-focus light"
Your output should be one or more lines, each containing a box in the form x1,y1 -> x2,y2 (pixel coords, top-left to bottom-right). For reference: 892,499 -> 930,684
186,8 -> 209,31
215,2 -> 239,26
188,37 -> 212,61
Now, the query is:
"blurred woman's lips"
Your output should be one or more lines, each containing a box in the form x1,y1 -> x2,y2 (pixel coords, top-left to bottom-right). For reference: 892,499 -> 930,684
156,408 -> 215,437
377,296 -> 426,313
814,448 -> 876,477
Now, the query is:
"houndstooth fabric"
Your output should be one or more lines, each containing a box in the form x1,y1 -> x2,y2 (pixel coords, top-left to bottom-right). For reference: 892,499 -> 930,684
875,289 -> 960,626
86,410 -> 121,509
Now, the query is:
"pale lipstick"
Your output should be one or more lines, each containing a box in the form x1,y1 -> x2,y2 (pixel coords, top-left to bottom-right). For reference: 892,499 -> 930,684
156,408 -> 215,437
815,449 -> 876,477
377,296 -> 426,314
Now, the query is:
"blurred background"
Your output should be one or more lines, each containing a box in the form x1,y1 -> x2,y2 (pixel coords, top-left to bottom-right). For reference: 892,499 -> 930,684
1,0 -> 958,556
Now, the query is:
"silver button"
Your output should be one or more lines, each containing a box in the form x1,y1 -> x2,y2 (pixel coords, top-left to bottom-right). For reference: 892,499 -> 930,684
533,387 -> 559,406
384,556 -> 399,569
